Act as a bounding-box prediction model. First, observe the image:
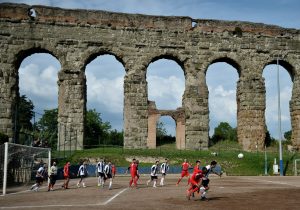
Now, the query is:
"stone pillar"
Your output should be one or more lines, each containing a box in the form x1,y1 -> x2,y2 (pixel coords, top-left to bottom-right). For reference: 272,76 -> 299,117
237,74 -> 266,151
123,63 -> 148,149
175,110 -> 186,150
183,65 -> 209,150
147,112 -> 160,149
57,68 -> 85,151
0,61 -> 17,142
290,73 -> 300,150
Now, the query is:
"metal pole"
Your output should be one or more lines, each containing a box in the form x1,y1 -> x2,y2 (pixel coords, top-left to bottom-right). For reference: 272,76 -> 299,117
264,145 -> 268,175
3,142 -> 8,195
48,149 -> 51,186
276,57 -> 284,176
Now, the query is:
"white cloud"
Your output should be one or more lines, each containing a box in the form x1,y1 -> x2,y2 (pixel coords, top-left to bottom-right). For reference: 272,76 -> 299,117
19,63 -> 58,110
86,71 -> 124,114
208,85 -> 237,125
147,75 -> 184,109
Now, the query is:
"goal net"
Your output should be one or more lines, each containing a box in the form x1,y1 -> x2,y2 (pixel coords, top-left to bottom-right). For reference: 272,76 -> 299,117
0,142 -> 51,195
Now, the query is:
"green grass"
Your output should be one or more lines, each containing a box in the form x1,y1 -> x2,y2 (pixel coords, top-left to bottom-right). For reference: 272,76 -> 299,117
53,141 -> 300,176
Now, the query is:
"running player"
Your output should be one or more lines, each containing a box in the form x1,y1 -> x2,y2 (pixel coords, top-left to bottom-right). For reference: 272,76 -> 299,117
111,163 -> 116,179
77,162 -> 88,188
96,158 -> 105,187
146,160 -> 159,188
176,159 -> 192,186
31,163 -> 46,191
160,158 -> 169,186
104,161 -> 113,190
62,162 -> 71,189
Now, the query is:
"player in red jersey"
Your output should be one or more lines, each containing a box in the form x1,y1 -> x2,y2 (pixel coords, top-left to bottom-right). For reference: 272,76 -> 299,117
193,160 -> 201,174
186,171 -> 204,200
176,159 -> 192,185
128,158 -> 139,187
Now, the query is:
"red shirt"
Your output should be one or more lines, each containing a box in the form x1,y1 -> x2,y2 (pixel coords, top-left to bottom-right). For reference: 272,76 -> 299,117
112,165 -> 116,174
193,165 -> 202,174
182,162 -> 190,171
130,163 -> 137,175
63,164 -> 70,177
190,172 -> 203,185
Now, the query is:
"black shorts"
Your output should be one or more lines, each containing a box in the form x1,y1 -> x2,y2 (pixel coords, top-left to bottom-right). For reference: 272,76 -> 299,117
98,172 -> 105,177
36,176 -> 43,183
151,175 -> 158,180
49,175 -> 57,185
202,179 -> 209,187
162,173 -> 166,176
106,174 -> 112,179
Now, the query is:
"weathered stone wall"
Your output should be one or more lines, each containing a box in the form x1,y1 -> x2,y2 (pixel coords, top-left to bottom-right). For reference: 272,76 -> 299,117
0,3 -> 299,151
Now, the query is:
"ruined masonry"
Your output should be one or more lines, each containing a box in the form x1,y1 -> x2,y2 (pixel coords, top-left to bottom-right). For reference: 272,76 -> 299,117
0,3 -> 299,151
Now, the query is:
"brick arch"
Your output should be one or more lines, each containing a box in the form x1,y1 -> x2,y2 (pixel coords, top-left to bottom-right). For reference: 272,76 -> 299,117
82,50 -> 126,71
264,59 -> 295,82
146,54 -> 185,74
14,47 -> 61,71
204,56 -> 241,77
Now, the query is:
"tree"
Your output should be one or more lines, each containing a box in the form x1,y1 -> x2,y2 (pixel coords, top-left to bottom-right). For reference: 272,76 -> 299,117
156,121 -> 167,138
17,95 -> 34,144
210,122 -> 237,145
18,95 -> 34,131
36,108 -> 58,149
284,130 -> 292,145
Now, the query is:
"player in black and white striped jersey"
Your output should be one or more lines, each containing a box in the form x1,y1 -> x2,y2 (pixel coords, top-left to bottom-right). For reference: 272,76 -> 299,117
30,163 -> 46,191
146,160 -> 160,188
96,159 -> 105,187
160,159 -> 169,186
104,161 -> 113,190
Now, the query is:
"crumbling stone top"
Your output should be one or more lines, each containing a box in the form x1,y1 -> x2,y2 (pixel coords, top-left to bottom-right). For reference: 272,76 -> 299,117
0,3 -> 298,36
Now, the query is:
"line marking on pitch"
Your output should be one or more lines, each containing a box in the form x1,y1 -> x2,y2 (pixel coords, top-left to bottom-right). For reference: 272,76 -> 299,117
0,188 -> 128,209
241,177 -> 300,188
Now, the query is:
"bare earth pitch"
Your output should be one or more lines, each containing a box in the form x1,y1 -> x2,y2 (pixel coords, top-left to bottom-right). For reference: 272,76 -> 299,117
1,175 -> 300,210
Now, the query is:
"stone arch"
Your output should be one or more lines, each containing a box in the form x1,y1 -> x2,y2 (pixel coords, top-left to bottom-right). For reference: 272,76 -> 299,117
145,54 -> 186,75
9,47 -> 61,143
82,50 -> 126,72
147,101 -> 185,149
204,56 -> 241,77
263,59 -> 295,82
14,47 -> 61,72
262,58 -> 296,149
146,54 -> 186,149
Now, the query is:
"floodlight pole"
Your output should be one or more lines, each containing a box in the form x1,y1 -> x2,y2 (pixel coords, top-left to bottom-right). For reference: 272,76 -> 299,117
276,57 -> 284,176
264,145 -> 268,175
3,142 -> 8,196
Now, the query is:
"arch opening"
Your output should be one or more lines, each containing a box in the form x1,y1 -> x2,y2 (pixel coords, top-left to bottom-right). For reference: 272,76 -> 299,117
206,62 -> 239,146
85,54 -> 125,148
263,63 -> 292,144
18,53 -> 61,148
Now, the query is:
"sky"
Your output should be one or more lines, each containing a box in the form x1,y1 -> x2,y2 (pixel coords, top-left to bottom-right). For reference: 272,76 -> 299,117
3,0 -> 299,139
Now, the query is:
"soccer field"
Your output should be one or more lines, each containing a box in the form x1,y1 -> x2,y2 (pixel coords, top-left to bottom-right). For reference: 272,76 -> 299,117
1,175 -> 300,210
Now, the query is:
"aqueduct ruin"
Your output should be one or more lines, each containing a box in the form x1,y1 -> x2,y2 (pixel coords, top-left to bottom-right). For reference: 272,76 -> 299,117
0,3 -> 299,151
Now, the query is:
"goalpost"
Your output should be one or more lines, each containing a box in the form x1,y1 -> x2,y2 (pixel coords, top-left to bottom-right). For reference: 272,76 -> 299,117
1,142 -> 51,196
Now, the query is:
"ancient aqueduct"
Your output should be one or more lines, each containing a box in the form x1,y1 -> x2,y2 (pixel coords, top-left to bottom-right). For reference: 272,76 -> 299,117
0,3 -> 299,151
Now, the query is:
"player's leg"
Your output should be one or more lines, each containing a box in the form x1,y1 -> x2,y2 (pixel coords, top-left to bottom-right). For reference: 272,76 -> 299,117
153,177 -> 157,188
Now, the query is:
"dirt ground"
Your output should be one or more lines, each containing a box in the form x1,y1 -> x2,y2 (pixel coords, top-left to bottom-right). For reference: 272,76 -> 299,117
1,175 -> 300,210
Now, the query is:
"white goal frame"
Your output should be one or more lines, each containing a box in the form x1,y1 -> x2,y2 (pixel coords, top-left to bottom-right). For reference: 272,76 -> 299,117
2,142 -> 51,196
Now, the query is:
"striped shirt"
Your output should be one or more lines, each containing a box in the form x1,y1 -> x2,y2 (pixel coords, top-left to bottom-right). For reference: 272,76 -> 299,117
97,161 -> 105,173
150,164 -> 159,176
104,164 -> 112,175
160,162 -> 169,174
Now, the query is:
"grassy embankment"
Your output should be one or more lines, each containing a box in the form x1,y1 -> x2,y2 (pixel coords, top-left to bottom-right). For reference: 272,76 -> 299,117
54,140 -> 300,176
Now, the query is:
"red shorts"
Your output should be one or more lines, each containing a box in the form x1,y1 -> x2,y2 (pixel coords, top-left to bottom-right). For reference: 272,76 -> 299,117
181,170 -> 189,177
